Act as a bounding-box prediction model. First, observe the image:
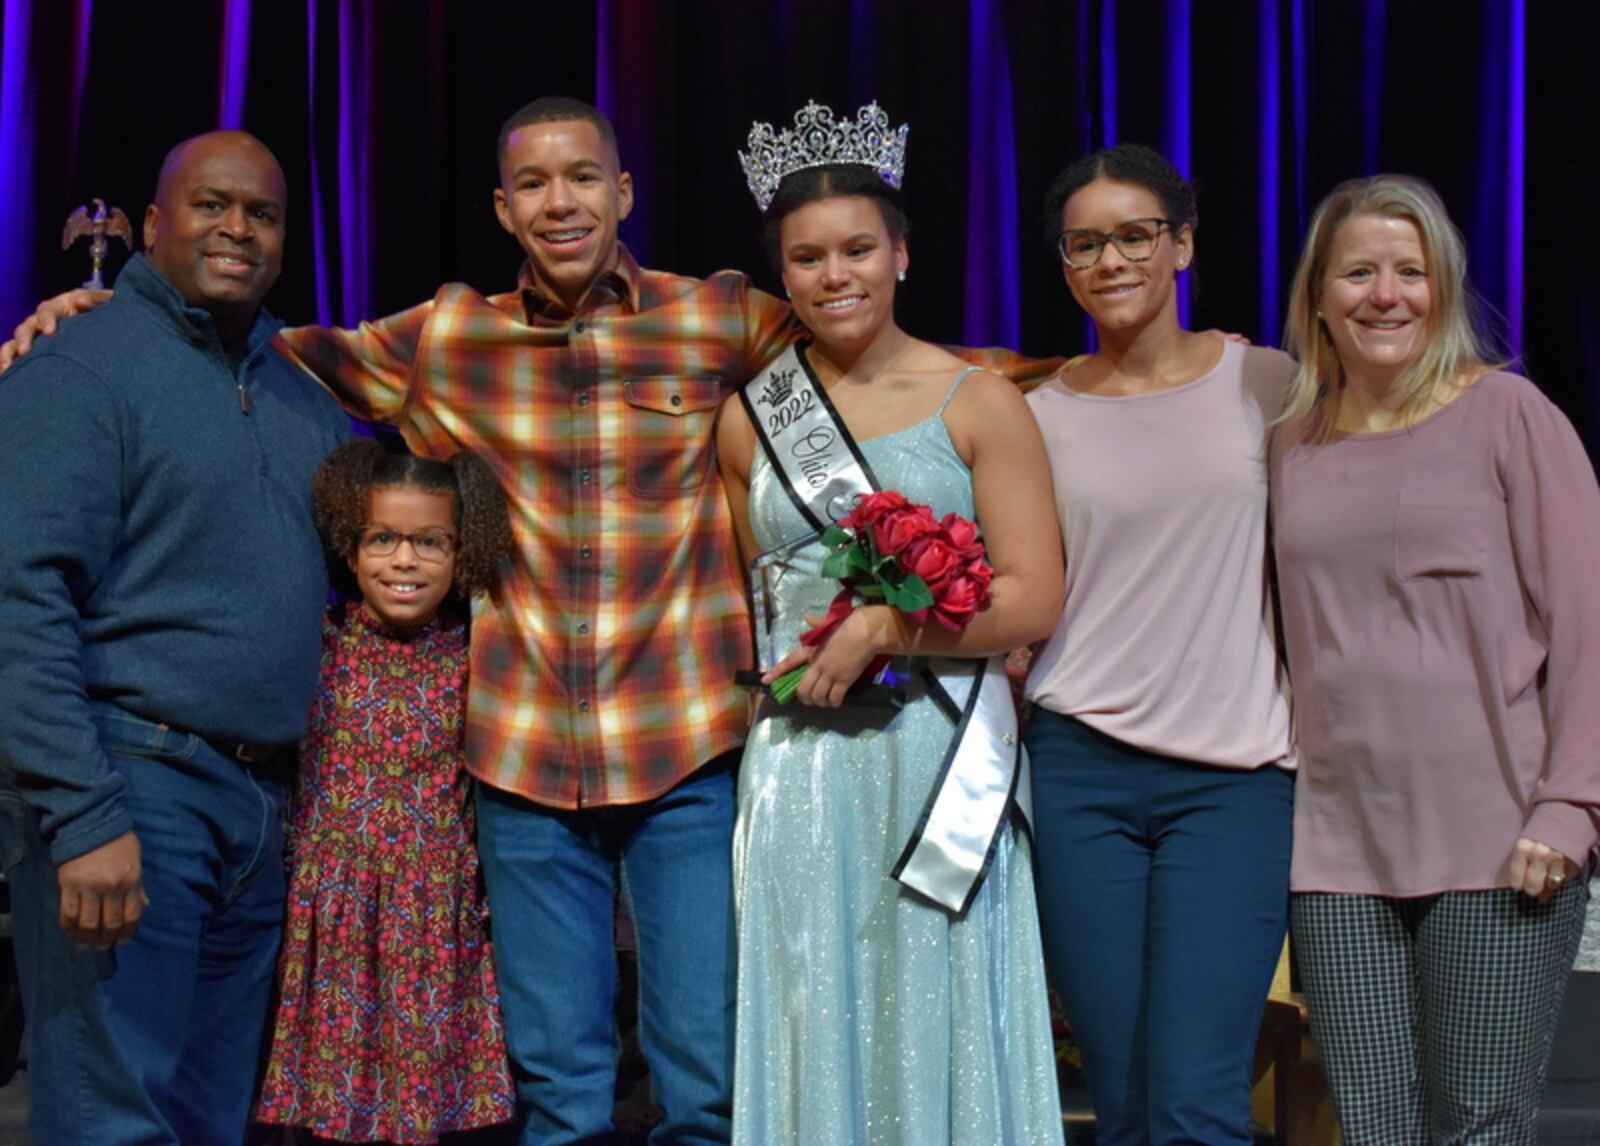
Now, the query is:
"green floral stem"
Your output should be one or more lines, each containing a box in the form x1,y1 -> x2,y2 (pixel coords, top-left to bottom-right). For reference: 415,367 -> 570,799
768,665 -> 807,704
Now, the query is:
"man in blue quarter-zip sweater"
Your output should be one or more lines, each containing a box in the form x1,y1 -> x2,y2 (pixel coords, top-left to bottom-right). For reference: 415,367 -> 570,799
0,131 -> 348,1145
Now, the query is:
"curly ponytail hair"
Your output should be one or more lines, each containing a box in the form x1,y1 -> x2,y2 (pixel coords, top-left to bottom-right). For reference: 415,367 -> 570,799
446,450 -> 514,598
311,438 -> 514,602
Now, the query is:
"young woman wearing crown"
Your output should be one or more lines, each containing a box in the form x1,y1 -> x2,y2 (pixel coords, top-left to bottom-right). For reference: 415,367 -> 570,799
715,102 -> 1067,1144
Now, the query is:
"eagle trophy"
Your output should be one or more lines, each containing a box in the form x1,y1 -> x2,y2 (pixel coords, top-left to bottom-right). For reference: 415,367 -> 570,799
61,198 -> 133,289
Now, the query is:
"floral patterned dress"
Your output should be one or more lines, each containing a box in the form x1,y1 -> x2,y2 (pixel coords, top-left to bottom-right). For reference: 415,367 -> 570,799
256,603 -> 514,1143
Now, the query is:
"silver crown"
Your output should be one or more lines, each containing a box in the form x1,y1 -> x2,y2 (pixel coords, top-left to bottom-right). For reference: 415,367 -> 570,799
739,101 -> 910,212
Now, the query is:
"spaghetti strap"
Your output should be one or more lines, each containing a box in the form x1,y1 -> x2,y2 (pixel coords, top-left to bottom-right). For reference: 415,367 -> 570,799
936,366 -> 984,415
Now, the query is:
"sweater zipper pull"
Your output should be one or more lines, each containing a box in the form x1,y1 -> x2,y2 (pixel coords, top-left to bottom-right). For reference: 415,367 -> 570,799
237,382 -> 252,415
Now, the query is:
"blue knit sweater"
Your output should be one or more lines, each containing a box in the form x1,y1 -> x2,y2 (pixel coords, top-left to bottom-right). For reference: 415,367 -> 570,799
0,255 -> 350,863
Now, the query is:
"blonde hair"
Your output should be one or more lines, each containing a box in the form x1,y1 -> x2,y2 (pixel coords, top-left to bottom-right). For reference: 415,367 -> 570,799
1280,174 -> 1503,434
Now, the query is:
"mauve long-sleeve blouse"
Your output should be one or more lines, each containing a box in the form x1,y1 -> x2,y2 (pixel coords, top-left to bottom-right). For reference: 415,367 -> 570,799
1272,370 -> 1600,896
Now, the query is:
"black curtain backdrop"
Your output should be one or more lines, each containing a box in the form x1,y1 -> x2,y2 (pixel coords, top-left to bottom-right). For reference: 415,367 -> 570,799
3,0 -> 1598,454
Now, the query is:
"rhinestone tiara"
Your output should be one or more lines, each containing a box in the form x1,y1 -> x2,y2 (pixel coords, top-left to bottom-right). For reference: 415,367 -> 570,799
739,101 -> 910,212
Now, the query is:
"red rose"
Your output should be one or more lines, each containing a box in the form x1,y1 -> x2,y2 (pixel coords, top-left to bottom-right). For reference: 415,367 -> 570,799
902,533 -> 961,587
964,556 -> 995,592
930,575 -> 984,630
839,490 -> 908,530
872,504 -> 938,557
940,513 -> 981,555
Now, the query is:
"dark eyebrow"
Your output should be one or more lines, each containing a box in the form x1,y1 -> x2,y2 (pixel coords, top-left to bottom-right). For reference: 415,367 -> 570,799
508,158 -> 606,181
788,231 -> 880,251
1064,219 -> 1161,232
192,185 -> 282,211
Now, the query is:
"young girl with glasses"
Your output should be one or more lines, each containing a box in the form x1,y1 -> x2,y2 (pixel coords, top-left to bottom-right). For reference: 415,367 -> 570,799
255,439 -> 516,1144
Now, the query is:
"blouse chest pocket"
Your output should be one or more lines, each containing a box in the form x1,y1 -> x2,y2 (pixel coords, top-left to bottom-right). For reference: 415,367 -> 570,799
621,376 -> 724,497
1393,487 -> 1499,580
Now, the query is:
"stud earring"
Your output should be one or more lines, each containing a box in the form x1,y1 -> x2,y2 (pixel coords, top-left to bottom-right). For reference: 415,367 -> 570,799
896,269 -> 906,283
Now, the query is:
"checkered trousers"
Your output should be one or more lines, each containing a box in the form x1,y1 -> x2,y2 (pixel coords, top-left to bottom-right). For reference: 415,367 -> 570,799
1291,883 -> 1588,1145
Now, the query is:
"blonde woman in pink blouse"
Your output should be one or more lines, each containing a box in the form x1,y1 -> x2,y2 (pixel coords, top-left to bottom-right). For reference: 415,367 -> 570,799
1272,174 -> 1600,1144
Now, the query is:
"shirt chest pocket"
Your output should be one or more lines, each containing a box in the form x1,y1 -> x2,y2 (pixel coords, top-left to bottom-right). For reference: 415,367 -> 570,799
1393,487 -> 1499,579
621,376 -> 724,497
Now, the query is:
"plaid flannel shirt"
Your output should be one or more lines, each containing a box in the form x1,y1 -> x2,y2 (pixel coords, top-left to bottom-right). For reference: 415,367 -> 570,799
278,247 -> 800,807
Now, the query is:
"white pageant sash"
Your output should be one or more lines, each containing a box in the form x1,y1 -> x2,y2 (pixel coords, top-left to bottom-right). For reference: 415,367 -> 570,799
893,656 -> 1032,916
741,344 -> 1029,916
739,344 -> 878,531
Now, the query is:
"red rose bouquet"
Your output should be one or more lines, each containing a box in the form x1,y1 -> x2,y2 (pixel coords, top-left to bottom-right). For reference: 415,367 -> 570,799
768,490 -> 995,704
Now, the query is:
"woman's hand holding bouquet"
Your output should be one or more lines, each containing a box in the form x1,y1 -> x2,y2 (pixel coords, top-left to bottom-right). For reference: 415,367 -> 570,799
763,491 -> 994,706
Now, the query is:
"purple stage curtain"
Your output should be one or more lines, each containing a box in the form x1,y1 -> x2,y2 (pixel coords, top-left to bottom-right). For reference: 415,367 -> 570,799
0,0 -> 1594,451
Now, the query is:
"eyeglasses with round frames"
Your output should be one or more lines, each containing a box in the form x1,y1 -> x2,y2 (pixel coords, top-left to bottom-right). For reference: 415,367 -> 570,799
1056,218 -> 1174,269
357,526 -> 457,562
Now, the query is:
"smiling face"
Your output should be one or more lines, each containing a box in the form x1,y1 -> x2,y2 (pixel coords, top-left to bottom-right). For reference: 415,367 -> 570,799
143,132 -> 286,341
1057,177 -> 1191,336
1318,213 -> 1432,392
493,118 -> 634,310
351,485 -> 459,629
777,194 -> 907,358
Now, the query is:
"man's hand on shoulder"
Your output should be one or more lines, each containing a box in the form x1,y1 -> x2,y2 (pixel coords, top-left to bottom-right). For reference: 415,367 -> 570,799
56,829 -> 146,949
0,288 -> 114,373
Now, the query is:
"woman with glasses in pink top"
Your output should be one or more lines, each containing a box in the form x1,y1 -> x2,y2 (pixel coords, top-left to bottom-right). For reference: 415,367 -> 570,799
1022,143 -> 1297,1145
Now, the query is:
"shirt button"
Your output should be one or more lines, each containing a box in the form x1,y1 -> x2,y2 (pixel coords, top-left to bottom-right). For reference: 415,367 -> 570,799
580,545 -> 592,559
578,390 -> 590,407
573,319 -> 587,334
577,622 -> 590,635
580,469 -> 592,484
670,393 -> 682,407
578,698 -> 591,712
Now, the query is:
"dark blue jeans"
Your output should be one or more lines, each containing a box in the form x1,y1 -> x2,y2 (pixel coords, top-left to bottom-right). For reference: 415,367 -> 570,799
1027,707 -> 1293,1146
476,760 -> 737,1146
1,705 -> 288,1146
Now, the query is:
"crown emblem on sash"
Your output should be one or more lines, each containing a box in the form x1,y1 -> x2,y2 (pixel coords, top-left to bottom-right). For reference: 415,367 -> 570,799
756,368 -> 797,408
739,101 -> 910,212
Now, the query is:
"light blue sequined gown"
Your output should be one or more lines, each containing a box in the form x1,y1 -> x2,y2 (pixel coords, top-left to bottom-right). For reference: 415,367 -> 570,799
732,372 -> 1064,1145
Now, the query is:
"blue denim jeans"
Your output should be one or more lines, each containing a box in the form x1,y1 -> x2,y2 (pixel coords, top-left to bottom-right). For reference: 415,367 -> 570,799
0,704 -> 288,1146
1027,707 -> 1293,1146
476,759 -> 737,1145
